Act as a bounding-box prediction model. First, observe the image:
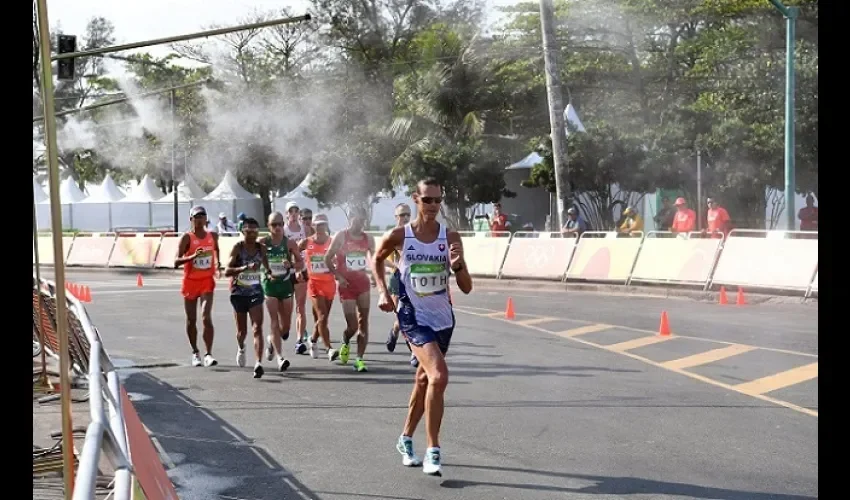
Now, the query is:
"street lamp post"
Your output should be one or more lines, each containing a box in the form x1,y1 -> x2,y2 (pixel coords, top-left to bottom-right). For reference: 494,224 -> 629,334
767,0 -> 799,230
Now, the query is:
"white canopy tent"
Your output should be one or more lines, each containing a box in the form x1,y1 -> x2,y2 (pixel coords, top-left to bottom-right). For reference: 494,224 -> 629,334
33,176 -> 51,230
113,174 -> 161,229
153,176 -> 205,231
73,174 -> 124,231
202,170 -> 263,223
38,176 -> 86,231
272,173 -> 349,231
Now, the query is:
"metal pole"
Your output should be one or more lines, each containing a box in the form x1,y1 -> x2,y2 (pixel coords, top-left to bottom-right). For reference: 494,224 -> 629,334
33,189 -> 50,389
33,79 -> 210,123
171,88 -> 179,232
538,0 -> 570,229
696,151 -> 703,231
35,0 -> 76,496
783,8 -> 798,230
52,14 -> 311,61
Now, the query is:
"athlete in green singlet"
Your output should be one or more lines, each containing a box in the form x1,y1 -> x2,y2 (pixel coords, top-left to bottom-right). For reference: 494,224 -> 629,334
262,211 -> 304,371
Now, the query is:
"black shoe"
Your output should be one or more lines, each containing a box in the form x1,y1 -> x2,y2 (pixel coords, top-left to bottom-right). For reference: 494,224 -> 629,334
253,364 -> 264,379
386,328 -> 398,352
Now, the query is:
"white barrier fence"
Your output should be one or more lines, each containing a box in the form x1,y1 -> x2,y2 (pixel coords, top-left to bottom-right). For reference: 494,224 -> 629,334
34,229 -> 819,296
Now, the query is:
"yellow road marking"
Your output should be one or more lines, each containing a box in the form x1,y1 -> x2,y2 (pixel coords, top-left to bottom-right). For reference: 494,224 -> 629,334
516,317 -> 558,327
607,335 -> 674,352
735,362 -> 818,395
557,324 -> 612,337
662,344 -> 756,370
455,307 -> 818,418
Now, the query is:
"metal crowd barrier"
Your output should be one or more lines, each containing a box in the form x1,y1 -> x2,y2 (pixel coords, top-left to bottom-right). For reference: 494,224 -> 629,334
34,276 -> 133,500
34,228 -> 819,296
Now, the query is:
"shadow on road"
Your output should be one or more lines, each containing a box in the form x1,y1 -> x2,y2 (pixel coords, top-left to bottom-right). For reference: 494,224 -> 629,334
123,371 -> 321,500
441,464 -> 816,500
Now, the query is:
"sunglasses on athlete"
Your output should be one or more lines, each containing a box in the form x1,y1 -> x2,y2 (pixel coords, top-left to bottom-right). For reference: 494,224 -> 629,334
420,197 -> 442,205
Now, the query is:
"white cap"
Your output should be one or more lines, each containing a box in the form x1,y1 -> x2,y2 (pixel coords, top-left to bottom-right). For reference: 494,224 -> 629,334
285,201 -> 299,212
218,212 -> 227,219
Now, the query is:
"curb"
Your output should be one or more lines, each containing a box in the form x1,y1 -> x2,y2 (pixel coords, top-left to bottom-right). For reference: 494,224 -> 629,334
39,265 -> 816,305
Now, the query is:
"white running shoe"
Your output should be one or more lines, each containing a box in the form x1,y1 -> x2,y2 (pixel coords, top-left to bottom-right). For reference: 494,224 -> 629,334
422,447 -> 442,476
277,357 -> 290,372
327,348 -> 339,362
236,348 -> 246,368
203,354 -> 217,367
191,353 -> 202,367
396,436 -> 422,467
266,337 -> 274,361
308,339 -> 318,359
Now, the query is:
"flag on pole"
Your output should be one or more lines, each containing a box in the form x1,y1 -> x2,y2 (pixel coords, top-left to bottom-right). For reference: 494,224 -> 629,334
563,103 -> 587,135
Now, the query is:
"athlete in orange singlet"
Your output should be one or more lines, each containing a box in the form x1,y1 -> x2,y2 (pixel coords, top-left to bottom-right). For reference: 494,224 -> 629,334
298,214 -> 340,362
175,206 -> 221,367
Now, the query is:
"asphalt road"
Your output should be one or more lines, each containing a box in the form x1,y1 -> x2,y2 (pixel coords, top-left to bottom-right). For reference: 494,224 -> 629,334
50,270 -> 818,500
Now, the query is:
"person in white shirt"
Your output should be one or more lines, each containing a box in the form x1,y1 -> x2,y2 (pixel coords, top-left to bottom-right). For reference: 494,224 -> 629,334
217,213 -> 238,234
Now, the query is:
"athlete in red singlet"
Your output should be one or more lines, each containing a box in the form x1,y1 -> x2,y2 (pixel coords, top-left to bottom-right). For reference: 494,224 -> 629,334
325,206 -> 375,372
174,206 -> 221,367
298,214 -> 340,362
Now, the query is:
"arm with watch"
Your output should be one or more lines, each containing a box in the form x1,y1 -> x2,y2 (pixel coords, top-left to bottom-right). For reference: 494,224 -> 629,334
446,230 -> 472,294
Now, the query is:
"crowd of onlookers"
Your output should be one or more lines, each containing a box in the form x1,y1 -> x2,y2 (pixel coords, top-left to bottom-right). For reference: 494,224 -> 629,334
486,194 -> 818,239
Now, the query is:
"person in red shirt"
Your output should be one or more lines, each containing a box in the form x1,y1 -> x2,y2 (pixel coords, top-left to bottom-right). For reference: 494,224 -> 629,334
798,194 -> 818,231
325,206 -> 376,372
705,198 -> 732,238
489,203 -> 511,234
174,206 -> 221,368
670,197 -> 696,235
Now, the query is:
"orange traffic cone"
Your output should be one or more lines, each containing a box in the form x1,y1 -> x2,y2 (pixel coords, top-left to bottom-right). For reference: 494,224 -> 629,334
736,287 -> 746,306
137,274 -> 144,287
81,286 -> 91,303
505,297 -> 516,320
658,311 -> 671,336
718,286 -> 728,305
69,283 -> 79,300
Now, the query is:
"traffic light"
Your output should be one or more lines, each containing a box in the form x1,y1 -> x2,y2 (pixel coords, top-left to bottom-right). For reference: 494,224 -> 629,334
56,34 -> 76,81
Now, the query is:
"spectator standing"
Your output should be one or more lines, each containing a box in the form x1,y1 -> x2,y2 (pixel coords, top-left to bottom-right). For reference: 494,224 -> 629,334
670,198 -> 696,235
489,203 -> 512,234
561,207 -> 589,238
654,197 -> 675,231
705,198 -> 732,238
798,194 -> 818,231
217,213 -> 238,234
618,207 -> 644,236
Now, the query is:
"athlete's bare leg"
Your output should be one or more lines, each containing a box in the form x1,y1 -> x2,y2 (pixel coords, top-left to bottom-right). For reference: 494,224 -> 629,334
403,342 -> 448,449
265,298 -> 282,356
234,312 -> 248,351
341,300 -> 359,345
183,298 -> 200,353
294,282 -> 308,339
248,304 -> 265,361
199,293 -> 215,353
355,291 -> 370,358
310,296 -> 333,349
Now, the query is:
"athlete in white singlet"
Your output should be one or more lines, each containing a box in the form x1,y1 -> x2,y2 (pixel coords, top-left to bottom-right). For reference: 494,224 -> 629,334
373,178 -> 472,477
283,201 -> 309,354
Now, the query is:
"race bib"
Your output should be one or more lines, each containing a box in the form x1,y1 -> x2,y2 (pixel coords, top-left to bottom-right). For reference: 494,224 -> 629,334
310,255 -> 329,274
346,251 -> 368,272
409,263 -> 449,296
269,261 -> 291,278
237,271 -> 261,286
193,250 -> 212,270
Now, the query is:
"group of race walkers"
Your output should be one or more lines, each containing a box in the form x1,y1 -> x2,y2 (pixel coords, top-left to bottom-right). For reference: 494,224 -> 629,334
174,178 -> 473,476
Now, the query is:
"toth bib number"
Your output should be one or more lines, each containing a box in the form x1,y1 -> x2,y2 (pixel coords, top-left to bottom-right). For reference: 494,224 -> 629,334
193,250 -> 213,270
345,251 -> 368,272
237,272 -> 261,286
310,255 -> 329,274
409,263 -> 449,296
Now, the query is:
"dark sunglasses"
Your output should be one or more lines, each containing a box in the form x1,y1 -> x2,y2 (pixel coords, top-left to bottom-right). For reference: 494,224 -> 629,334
301,216 -> 312,221
420,197 -> 442,205
191,213 -> 207,219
